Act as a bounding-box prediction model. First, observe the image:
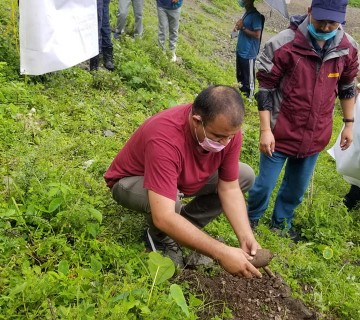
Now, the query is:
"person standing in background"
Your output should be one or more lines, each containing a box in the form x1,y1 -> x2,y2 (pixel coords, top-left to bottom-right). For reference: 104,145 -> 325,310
90,0 -> 115,71
114,0 -> 144,38
157,0 -> 183,62
233,0 -> 263,98
247,0 -> 358,240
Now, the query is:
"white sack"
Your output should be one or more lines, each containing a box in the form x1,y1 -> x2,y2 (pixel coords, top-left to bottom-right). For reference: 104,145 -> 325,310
19,0 -> 98,75
328,97 -> 360,186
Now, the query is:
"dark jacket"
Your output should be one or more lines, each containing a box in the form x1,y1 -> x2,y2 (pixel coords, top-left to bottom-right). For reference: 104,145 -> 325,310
256,15 -> 358,157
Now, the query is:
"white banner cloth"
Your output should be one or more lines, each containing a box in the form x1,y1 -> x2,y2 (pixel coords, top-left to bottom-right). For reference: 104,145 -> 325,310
19,0 -> 98,75
328,98 -> 360,187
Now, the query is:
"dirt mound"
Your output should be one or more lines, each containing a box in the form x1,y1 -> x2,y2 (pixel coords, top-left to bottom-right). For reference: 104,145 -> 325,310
180,269 -> 318,320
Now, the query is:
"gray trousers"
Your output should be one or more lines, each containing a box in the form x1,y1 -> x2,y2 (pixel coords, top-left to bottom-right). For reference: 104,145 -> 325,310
111,162 -> 255,239
116,0 -> 144,36
157,6 -> 181,51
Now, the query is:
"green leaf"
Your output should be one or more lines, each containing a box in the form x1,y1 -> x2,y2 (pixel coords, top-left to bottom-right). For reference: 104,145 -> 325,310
322,247 -> 334,260
189,293 -> 203,307
48,197 -> 62,213
10,282 -> 27,296
90,256 -> 102,273
147,251 -> 175,285
170,284 -> 189,316
87,223 -> 100,238
58,260 -> 69,275
88,207 -> 103,223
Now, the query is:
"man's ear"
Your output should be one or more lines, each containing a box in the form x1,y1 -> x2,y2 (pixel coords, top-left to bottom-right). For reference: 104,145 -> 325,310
307,7 -> 312,15
191,114 -> 202,128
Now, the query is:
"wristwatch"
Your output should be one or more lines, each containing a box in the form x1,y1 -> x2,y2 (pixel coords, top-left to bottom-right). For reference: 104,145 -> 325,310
343,118 -> 355,123
241,26 -> 246,31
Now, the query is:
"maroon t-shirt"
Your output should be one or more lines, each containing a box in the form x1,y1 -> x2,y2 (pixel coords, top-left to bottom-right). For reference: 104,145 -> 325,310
104,104 -> 242,201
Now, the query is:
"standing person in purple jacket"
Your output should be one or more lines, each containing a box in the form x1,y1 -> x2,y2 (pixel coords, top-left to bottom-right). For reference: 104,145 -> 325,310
247,0 -> 358,241
156,0 -> 183,62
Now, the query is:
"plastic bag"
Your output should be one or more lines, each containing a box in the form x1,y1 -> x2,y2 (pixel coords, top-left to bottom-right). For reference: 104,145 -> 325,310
328,97 -> 360,182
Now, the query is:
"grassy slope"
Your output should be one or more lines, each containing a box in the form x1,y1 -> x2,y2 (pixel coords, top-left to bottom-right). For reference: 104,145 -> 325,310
0,0 -> 359,319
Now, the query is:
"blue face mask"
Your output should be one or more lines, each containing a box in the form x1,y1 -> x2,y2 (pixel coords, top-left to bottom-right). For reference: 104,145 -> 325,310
238,0 -> 245,8
307,23 -> 338,41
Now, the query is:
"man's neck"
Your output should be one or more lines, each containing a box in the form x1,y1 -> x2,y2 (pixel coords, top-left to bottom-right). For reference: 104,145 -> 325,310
245,5 -> 255,12
317,40 -> 326,48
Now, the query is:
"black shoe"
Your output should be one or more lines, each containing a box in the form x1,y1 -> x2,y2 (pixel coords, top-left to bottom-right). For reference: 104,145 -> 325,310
249,219 -> 259,230
102,47 -> 115,71
144,228 -> 184,268
89,55 -> 99,71
344,185 -> 360,210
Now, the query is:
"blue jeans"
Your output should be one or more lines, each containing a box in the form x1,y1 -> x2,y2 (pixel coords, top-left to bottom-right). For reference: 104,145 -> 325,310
97,0 -> 113,50
247,151 -> 319,229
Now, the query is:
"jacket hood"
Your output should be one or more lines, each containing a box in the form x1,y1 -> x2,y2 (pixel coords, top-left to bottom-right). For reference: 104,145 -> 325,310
288,15 -> 307,31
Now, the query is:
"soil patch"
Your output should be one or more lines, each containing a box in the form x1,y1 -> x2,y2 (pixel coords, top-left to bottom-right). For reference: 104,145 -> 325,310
179,269 -> 318,320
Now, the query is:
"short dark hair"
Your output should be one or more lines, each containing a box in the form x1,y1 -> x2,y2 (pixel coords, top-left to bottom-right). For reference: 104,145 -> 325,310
192,85 -> 245,128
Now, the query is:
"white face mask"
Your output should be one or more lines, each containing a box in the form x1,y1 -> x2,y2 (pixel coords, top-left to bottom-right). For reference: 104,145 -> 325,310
195,123 -> 228,153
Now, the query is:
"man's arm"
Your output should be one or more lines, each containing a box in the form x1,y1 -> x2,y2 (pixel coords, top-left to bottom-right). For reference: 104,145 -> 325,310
234,19 -> 261,39
148,190 -> 262,278
217,178 -> 260,255
258,110 -> 275,156
340,97 -> 355,150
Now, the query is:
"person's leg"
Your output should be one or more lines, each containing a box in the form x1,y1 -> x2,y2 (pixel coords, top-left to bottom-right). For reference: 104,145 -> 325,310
90,0 -> 103,71
111,176 -> 182,239
111,176 -> 151,213
116,0 -> 131,35
97,0 -> 104,49
101,0 -> 112,49
235,52 -> 242,83
111,176 -> 184,266
167,7 -> 181,51
181,162 -> 255,228
101,0 -> 114,70
248,58 -> 256,98
271,153 -> 319,229
132,0 -> 144,37
157,6 -> 168,51
247,151 -> 288,222
236,54 -> 251,97
344,184 -> 360,210
239,57 -> 251,97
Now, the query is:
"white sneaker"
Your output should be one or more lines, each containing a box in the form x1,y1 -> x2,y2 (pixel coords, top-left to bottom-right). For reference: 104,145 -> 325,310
170,51 -> 177,62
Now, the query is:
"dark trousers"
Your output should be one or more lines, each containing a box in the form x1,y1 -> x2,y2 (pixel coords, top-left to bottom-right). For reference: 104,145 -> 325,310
236,53 -> 255,98
97,0 -> 113,50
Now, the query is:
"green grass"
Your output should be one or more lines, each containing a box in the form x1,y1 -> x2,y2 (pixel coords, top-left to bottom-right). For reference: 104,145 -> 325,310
0,0 -> 359,319
349,0 -> 360,8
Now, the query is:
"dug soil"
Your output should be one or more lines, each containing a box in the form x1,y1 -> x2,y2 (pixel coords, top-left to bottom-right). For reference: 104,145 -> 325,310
179,269 -> 317,320
177,1 -> 360,319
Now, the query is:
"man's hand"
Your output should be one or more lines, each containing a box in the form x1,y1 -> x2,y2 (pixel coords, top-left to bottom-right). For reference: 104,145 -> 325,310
259,129 -> 275,156
234,19 -> 243,31
218,246 -> 262,278
240,233 -> 261,257
340,125 -> 353,150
